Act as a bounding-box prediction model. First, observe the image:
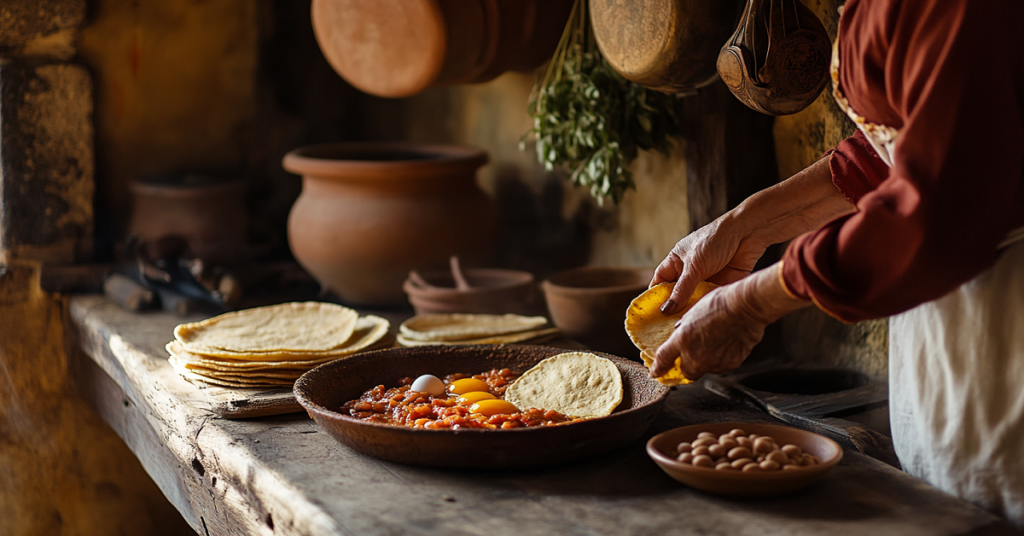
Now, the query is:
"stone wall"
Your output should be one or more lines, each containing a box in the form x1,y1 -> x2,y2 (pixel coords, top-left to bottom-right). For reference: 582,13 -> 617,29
0,0 -> 220,534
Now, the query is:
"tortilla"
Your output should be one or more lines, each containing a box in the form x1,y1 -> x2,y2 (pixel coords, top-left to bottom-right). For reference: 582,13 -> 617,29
168,355 -> 308,378
504,352 -> 622,419
174,302 -> 359,354
170,315 -> 390,362
168,357 -> 296,389
396,327 -> 561,347
624,281 -> 717,386
399,313 -> 549,342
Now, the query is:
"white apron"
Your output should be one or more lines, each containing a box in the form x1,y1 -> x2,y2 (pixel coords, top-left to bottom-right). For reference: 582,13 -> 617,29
830,33 -> 1024,528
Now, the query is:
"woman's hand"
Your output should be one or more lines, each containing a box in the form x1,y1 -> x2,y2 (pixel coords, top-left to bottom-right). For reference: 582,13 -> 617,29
650,263 -> 812,380
650,213 -> 768,316
651,156 -> 855,316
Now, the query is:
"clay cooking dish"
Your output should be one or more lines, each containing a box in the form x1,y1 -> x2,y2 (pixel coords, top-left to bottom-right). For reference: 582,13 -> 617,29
647,422 -> 843,496
294,345 -> 670,468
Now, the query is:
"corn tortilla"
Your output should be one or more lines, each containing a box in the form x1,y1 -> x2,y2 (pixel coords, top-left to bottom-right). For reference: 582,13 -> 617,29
624,281 -> 716,386
399,313 -> 548,342
504,352 -> 622,419
175,302 -> 359,354
169,315 -> 390,362
396,327 -> 561,347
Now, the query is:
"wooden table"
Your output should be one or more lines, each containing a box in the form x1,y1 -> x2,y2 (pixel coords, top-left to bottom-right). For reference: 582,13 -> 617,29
66,295 -> 1020,536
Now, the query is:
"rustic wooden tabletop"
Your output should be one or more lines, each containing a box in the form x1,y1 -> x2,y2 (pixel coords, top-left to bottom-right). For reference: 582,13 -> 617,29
66,295 -> 1019,536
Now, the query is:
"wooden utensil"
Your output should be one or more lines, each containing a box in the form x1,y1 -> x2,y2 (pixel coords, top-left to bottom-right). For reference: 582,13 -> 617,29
716,0 -> 831,115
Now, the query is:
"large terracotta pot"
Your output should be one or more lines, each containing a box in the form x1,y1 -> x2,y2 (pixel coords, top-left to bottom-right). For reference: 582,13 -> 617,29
283,143 -> 496,307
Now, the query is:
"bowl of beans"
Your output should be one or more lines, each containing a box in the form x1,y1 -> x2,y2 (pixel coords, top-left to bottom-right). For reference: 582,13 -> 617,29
646,422 -> 843,496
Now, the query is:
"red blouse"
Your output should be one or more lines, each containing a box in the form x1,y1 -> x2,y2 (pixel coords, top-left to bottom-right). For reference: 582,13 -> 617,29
780,0 -> 1024,322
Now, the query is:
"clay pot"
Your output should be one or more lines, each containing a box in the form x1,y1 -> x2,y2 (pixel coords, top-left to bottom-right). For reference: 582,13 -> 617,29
283,143 -> 497,307
542,266 -> 654,358
404,267 -> 537,315
590,0 -> 744,93
128,174 -> 248,265
311,0 -> 574,98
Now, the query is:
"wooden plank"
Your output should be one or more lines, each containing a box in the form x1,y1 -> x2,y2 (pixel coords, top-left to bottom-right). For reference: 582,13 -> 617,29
67,295 -> 1020,536
681,81 -> 779,231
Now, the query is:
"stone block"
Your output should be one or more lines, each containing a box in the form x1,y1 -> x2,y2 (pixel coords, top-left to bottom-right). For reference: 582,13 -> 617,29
0,0 -> 86,49
0,62 -> 94,263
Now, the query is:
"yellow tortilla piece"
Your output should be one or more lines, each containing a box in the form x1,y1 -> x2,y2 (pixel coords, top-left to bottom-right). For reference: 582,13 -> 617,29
504,352 -> 622,419
624,281 -> 717,386
399,313 -> 549,342
170,315 -> 390,362
175,302 -> 359,354
395,327 -> 561,347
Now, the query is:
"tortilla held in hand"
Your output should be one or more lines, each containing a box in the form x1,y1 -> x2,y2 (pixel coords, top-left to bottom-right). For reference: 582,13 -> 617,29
624,281 -> 717,386
504,352 -> 622,419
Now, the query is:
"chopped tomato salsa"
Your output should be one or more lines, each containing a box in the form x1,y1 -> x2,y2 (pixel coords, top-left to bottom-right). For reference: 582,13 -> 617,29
340,368 -> 584,429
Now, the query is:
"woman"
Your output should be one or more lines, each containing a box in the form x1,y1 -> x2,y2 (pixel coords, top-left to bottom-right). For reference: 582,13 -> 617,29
649,0 -> 1024,526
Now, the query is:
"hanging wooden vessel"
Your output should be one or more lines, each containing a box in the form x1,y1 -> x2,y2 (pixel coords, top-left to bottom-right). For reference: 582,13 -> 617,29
311,0 -> 573,98
589,0 -> 744,93
716,0 -> 831,115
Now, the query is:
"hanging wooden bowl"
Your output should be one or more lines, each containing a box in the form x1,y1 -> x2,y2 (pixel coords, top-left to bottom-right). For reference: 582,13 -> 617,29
589,0 -> 744,93
311,0 -> 574,98
716,0 -> 831,115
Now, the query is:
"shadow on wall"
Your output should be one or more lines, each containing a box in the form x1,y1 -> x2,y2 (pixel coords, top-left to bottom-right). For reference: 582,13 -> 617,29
491,164 -> 591,278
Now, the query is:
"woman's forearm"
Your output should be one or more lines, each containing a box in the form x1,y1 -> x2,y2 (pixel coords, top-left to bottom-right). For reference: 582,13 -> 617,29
728,156 -> 856,249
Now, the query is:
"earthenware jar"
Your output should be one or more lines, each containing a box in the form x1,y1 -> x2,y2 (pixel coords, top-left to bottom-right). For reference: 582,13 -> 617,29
283,143 -> 496,307
128,174 -> 248,265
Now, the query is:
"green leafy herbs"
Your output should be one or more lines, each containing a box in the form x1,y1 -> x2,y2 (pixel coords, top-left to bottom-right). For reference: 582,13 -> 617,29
521,0 -> 684,205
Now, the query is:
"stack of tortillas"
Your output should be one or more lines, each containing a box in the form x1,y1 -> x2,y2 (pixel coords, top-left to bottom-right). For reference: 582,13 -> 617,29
167,302 -> 392,389
397,313 -> 560,347
624,281 -> 717,386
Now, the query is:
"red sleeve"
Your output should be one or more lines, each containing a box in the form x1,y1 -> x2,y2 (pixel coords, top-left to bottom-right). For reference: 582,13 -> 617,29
781,0 -> 1024,323
829,130 -> 889,204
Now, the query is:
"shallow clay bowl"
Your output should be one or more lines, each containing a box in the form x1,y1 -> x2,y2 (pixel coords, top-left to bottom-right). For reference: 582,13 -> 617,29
542,266 -> 654,357
647,422 -> 843,497
295,345 -> 670,469
403,268 -> 536,315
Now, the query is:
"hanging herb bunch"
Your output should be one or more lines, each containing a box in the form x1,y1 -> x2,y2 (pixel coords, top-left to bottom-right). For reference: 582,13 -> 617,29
522,0 -> 684,205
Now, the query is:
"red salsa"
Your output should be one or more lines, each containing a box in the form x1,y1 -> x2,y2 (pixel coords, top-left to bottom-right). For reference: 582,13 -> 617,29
340,368 -> 585,430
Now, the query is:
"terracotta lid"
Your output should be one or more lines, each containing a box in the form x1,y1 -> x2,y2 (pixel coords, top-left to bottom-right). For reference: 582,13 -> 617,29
590,0 -> 743,93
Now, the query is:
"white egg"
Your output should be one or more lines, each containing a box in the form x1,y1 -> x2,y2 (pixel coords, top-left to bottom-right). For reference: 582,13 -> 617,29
410,374 -> 445,396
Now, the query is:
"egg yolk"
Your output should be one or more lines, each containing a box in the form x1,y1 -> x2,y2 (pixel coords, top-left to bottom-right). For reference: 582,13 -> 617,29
448,378 -> 491,395
469,399 -> 519,416
457,391 -> 496,405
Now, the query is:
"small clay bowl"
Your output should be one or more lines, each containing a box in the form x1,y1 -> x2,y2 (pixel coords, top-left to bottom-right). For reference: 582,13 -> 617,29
294,344 -> 670,468
403,268 -> 536,315
646,422 -> 843,497
542,266 -> 654,358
